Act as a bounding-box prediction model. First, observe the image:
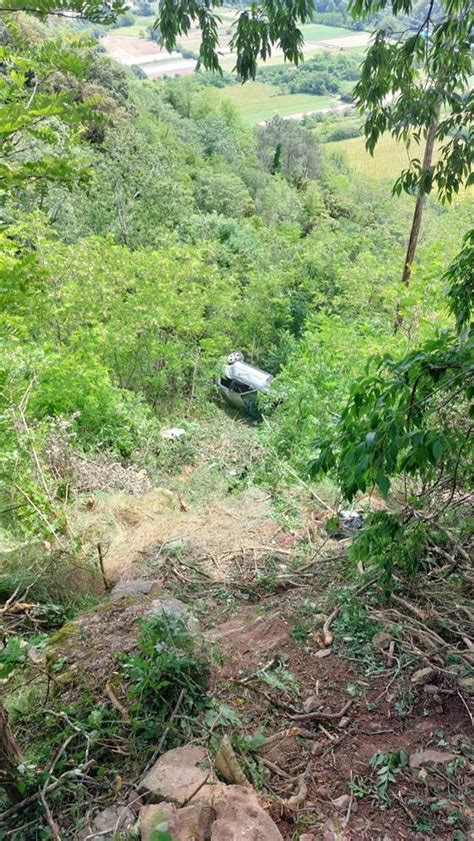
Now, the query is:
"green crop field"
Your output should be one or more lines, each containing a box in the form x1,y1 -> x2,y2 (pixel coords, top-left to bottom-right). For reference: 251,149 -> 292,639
299,23 -> 357,40
111,15 -> 156,36
219,82 -> 335,124
324,133 -> 440,180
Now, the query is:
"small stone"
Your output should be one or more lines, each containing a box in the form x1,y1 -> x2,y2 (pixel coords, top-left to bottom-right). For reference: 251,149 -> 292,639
338,716 -> 350,728
411,667 -> 435,685
314,648 -> 332,659
300,834 -> 318,841
79,805 -> 135,839
458,677 -> 474,696
409,749 -> 456,769
303,694 -> 319,712
332,794 -> 350,812
312,614 -> 328,628
322,820 -> 343,840
28,645 -> 46,665
140,745 -> 210,805
372,631 -> 391,651
424,684 -> 442,695
110,578 -> 159,602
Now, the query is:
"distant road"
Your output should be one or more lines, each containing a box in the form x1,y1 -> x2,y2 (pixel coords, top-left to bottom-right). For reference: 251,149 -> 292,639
258,101 -> 355,125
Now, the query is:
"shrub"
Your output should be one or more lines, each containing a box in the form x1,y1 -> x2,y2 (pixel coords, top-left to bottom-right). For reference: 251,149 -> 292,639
121,611 -> 210,743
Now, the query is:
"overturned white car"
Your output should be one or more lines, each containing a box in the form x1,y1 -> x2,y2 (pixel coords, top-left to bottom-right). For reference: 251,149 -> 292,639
217,352 -> 273,414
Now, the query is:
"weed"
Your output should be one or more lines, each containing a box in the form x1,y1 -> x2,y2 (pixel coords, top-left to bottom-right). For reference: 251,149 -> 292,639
253,656 -> 299,695
121,611 -> 210,744
369,749 -> 409,803
332,589 -> 385,674
290,621 -> 311,642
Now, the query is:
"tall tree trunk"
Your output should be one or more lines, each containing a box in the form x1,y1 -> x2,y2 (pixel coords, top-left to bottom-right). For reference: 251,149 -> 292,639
394,118 -> 438,332
401,119 -> 438,286
0,701 -> 22,802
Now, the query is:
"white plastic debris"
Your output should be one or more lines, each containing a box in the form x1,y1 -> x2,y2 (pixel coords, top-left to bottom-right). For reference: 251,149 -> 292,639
160,427 -> 186,440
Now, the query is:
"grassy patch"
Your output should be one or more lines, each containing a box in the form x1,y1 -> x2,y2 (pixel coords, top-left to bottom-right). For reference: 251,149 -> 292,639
300,23 -> 359,40
324,132 -> 441,181
219,81 -> 335,124
108,16 -> 157,36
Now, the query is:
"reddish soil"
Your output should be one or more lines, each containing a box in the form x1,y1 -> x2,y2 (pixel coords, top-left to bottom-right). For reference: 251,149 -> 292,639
202,592 -> 474,840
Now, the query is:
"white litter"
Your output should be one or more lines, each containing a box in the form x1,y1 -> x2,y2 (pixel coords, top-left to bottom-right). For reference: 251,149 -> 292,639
160,427 -> 186,440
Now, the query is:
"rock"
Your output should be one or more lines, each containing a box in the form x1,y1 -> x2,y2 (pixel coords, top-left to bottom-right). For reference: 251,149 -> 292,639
79,805 -> 135,839
411,667 -> 435,686
303,694 -> 319,713
140,803 -> 175,841
332,794 -> 350,812
210,784 -> 283,840
372,631 -> 391,651
28,645 -> 46,665
322,821 -> 343,841
146,598 -> 199,634
311,613 -> 328,628
300,834 -> 318,841
338,716 -> 350,728
424,684 -> 442,695
409,749 -> 456,769
459,676 -> 474,696
315,784 -> 331,800
207,613 -> 288,654
139,801 -> 212,841
140,745 -> 210,805
314,648 -> 332,658
110,578 -> 159,602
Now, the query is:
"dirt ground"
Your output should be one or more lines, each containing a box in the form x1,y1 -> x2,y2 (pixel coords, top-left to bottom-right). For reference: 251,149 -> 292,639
39,414 -> 473,839
51,486 -> 474,840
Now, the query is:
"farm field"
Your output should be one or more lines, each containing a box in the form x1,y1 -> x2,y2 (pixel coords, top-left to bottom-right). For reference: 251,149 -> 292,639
299,22 -> 358,40
324,132 -> 440,180
219,81 -> 335,124
111,15 -> 156,36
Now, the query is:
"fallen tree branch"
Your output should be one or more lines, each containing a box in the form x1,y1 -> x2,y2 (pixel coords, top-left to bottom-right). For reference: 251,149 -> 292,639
286,699 -> 353,723
105,681 -> 130,724
322,606 -> 339,648
281,773 -> 308,812
0,761 -> 95,823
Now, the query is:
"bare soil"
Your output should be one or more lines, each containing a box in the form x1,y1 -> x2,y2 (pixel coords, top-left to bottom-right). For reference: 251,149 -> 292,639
49,499 -> 473,839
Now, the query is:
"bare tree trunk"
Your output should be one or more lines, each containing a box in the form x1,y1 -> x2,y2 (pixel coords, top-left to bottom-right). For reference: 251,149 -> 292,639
401,119 -> 438,286
394,119 -> 438,332
0,702 -> 22,802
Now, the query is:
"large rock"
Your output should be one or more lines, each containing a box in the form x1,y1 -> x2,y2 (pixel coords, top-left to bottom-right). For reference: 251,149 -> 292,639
139,801 -> 212,841
146,598 -> 199,633
208,613 -> 288,654
110,578 -> 159,602
210,784 -> 283,840
409,749 -> 455,769
140,745 -> 210,805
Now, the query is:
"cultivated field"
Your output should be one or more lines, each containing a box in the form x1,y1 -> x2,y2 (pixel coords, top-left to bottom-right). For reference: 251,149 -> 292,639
102,12 -> 370,83
324,133 -> 440,181
219,82 -> 336,125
